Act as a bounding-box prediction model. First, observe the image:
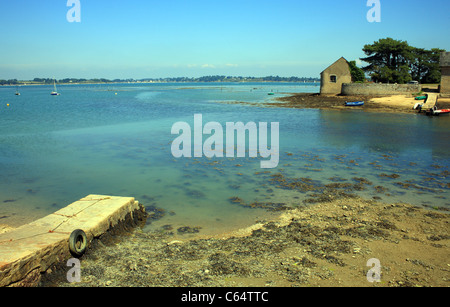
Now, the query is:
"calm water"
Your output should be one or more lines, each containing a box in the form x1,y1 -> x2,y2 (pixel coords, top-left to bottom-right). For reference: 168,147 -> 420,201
0,83 -> 449,235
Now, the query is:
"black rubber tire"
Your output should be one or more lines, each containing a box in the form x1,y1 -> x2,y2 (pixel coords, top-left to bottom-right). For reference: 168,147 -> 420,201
69,229 -> 87,258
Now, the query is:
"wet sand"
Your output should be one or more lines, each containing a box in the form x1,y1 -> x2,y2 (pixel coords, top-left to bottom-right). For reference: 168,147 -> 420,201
41,196 -> 449,287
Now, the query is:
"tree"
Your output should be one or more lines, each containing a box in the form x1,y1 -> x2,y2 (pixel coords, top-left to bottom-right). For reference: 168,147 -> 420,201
348,61 -> 366,82
360,37 -> 443,84
360,37 -> 414,83
410,48 -> 443,84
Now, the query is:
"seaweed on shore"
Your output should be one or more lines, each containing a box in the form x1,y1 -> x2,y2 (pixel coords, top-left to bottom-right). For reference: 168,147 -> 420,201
268,173 -> 361,204
177,226 -> 202,235
41,197 -> 450,287
269,173 -> 321,193
144,205 -> 166,224
228,196 -> 290,212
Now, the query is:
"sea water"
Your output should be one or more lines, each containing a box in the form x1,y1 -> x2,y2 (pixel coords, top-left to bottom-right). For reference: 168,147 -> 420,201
0,83 -> 449,236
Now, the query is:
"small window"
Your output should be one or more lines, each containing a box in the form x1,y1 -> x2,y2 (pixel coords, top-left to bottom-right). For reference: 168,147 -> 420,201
330,75 -> 337,83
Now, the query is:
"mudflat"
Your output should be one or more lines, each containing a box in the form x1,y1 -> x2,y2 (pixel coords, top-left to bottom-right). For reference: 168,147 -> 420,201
272,93 -> 450,114
42,197 -> 449,287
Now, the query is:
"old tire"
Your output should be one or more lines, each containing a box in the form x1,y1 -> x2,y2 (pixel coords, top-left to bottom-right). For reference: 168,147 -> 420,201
69,229 -> 87,258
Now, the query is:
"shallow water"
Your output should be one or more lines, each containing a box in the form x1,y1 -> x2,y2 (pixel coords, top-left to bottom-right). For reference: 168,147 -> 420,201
0,83 -> 449,235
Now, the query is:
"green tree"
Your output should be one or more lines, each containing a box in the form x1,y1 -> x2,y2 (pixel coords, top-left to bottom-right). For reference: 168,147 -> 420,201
361,37 -> 443,84
360,37 -> 414,83
410,48 -> 443,83
348,61 -> 366,82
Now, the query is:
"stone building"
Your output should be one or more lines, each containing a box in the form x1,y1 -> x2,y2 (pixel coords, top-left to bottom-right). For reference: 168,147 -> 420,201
320,57 -> 352,95
440,51 -> 450,97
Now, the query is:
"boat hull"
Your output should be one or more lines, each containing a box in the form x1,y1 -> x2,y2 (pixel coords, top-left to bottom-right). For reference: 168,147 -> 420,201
433,109 -> 450,115
345,101 -> 364,107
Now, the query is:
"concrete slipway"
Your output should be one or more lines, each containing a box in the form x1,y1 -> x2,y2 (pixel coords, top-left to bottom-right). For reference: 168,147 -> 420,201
0,195 -> 146,287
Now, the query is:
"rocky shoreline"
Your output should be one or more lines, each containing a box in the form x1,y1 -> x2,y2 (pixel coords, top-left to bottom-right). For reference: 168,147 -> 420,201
216,91 -> 450,114
272,93 -> 450,114
41,196 -> 449,287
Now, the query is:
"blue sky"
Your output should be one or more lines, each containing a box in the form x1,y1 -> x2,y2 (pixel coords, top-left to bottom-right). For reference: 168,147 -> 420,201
1,0 -> 449,80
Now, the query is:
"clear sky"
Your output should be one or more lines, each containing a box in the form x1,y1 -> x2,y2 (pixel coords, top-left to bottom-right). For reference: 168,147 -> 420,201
1,0 -> 449,80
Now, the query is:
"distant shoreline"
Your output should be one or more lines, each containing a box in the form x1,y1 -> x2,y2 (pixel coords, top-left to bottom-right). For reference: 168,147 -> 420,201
0,81 -> 321,87
0,76 -> 321,87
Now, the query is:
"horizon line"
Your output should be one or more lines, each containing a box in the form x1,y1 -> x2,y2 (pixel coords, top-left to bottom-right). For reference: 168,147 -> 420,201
1,75 -> 321,84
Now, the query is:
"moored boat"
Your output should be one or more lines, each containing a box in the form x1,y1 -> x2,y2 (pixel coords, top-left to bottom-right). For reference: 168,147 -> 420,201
345,101 -> 364,106
432,109 -> 450,115
51,79 -> 60,96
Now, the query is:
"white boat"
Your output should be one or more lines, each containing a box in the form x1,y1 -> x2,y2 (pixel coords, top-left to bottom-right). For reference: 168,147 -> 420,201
51,79 -> 60,96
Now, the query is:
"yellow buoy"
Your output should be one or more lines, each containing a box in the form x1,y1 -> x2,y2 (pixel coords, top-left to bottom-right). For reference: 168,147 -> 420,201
7,104 -> 9,107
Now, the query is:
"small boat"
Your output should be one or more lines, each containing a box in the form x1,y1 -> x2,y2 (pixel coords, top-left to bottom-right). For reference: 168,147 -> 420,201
432,109 -> 450,116
345,101 -> 364,106
15,86 -> 20,96
414,96 -> 427,100
51,79 -> 60,96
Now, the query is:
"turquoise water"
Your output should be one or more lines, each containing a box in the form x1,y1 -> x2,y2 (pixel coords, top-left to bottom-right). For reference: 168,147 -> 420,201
0,83 -> 449,235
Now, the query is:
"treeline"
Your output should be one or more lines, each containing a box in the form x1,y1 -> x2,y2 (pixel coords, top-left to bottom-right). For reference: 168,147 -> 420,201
31,78 -> 135,84
142,75 -> 319,82
361,37 -> 444,84
0,76 -> 319,85
0,79 -> 20,85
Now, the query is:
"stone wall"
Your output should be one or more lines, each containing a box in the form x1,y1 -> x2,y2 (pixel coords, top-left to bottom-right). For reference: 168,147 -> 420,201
341,83 -> 421,96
